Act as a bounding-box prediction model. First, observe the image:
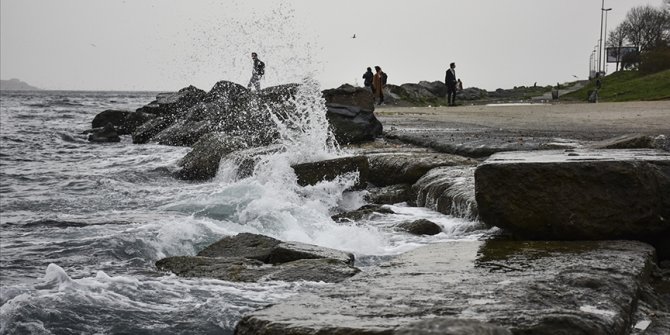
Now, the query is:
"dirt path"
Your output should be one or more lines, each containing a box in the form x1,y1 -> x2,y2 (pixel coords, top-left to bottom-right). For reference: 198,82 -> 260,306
376,101 -> 670,135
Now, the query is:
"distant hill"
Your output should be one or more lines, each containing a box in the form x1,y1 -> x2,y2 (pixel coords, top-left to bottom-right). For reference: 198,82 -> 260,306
0,78 -> 41,91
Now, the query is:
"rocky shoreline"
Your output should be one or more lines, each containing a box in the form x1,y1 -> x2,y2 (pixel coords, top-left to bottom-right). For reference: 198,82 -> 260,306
86,81 -> 670,334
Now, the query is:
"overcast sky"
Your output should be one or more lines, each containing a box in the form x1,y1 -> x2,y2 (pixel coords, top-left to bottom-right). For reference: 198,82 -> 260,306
0,0 -> 663,91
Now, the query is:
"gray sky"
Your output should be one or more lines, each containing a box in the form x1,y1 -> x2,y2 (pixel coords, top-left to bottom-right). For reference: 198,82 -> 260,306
0,0 -> 663,91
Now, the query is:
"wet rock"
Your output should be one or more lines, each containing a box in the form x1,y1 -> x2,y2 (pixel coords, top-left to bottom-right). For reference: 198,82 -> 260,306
152,119 -> 212,147
87,123 -> 120,143
136,85 -> 206,119
475,149 -> 670,243
197,233 -> 354,266
197,233 -> 281,262
397,219 -> 442,236
91,110 -> 131,131
331,204 -> 395,222
367,152 -> 477,187
269,241 -> 355,266
322,84 -> 375,112
395,318 -> 511,335
156,256 -> 357,283
326,104 -> 383,144
234,240 -> 655,334
412,166 -> 479,220
225,144 -> 286,179
131,116 -> 174,144
176,133 -> 251,181
156,256 -> 271,282
158,233 -> 359,283
292,156 -> 369,189
121,111 -> 155,135
365,184 -> 413,205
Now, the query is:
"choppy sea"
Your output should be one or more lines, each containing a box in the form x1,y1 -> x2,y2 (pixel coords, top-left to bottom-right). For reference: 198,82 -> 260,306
0,89 -> 487,334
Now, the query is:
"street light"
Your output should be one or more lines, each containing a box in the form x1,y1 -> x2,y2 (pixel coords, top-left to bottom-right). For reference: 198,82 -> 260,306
602,8 -> 612,74
598,0 -> 610,76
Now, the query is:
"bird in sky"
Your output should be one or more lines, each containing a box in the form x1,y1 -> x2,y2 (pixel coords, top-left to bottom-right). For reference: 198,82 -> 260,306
352,34 -> 356,39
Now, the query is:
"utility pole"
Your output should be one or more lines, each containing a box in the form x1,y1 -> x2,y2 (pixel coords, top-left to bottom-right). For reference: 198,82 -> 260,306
598,0 -> 605,76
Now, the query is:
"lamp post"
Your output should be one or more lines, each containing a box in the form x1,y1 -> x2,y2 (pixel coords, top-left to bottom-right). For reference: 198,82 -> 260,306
597,0 -> 610,76
602,7 -> 612,74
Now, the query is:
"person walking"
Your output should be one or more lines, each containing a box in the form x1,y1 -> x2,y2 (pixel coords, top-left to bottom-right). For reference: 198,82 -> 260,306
373,66 -> 387,105
362,67 -> 374,92
445,62 -> 458,106
247,52 -> 265,91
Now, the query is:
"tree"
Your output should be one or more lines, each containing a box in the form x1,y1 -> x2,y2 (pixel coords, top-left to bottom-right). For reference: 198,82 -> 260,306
623,5 -> 669,51
607,24 -> 628,71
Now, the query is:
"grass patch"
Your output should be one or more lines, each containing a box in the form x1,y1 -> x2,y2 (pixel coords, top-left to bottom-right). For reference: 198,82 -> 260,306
562,70 -> 670,102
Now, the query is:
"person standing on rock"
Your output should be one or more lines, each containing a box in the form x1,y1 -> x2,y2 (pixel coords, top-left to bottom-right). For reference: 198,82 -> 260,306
362,67 -> 374,92
373,66 -> 387,105
445,62 -> 458,106
247,52 -> 265,91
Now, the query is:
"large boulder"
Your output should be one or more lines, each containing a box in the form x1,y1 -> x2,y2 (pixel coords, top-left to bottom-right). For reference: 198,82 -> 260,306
131,116 -> 174,144
322,84 -> 375,112
397,219 -> 442,235
136,85 -> 207,119
325,104 -> 383,144
367,152 -> 477,187
91,110 -> 131,130
418,81 -> 447,98
291,156 -> 369,189
176,133 -> 251,180
400,83 -> 438,102
156,233 -> 359,283
475,149 -> 670,242
156,256 -> 358,283
87,123 -> 120,143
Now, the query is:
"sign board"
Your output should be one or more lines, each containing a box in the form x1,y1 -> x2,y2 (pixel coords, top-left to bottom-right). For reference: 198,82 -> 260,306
606,47 -> 638,63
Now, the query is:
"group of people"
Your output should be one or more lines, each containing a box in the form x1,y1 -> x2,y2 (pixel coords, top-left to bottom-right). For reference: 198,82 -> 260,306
247,52 -> 462,107
362,66 -> 388,105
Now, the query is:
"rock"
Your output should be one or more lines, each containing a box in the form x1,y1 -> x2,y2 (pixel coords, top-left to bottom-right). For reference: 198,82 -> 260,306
152,119 -> 212,147
400,83 -> 438,102
331,204 -> 395,222
176,133 -> 252,180
197,232 -> 354,265
264,258 -> 360,283
269,242 -> 354,266
397,219 -> 442,235
418,81 -> 447,98
87,123 -> 120,143
202,80 -> 248,103
326,104 -> 383,144
91,110 -> 131,130
291,156 -> 369,189
121,111 -> 155,135
234,240 -> 655,334
197,233 -> 281,262
131,116 -> 174,144
367,152 -> 477,187
322,85 -> 375,112
225,145 -> 286,179
156,256 -> 271,282
156,256 -> 358,283
412,166 -> 479,220
136,85 -> 207,119
475,149 -> 670,242
158,233 -> 360,283
457,87 -> 489,101
395,318 -> 512,335
365,184 -> 413,205
589,133 -> 656,149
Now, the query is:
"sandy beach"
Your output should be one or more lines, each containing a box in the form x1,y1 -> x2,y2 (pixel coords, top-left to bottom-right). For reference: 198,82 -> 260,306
376,101 -> 670,136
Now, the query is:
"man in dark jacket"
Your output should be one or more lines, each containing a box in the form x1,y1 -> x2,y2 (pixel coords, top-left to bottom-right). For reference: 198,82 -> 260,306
247,52 -> 265,91
362,67 -> 374,92
445,62 -> 457,106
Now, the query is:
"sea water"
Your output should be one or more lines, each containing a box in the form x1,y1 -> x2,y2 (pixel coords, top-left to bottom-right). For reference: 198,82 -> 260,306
0,85 -> 487,334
